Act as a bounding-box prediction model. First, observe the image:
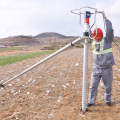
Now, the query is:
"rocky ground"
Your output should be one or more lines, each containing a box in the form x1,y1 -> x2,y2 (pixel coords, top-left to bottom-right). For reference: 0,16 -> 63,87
0,45 -> 120,120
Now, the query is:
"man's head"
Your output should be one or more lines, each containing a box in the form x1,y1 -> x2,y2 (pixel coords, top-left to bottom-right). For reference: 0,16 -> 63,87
93,28 -> 103,42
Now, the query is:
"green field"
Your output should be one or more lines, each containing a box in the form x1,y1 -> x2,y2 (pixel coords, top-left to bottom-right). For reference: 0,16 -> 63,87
0,50 -> 56,66
74,44 -> 83,47
0,47 -> 25,51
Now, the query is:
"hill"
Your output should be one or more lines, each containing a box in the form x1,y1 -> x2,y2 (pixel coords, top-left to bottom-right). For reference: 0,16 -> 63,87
33,32 -> 78,45
33,32 -> 77,39
0,35 -> 40,46
0,33 -> 78,47
0,32 -> 119,47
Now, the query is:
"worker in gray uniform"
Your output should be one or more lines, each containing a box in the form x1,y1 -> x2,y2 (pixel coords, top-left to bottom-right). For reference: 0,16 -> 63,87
87,17 -> 115,107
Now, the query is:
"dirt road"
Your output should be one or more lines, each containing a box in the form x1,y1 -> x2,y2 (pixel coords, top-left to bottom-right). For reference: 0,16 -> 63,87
0,46 -> 120,120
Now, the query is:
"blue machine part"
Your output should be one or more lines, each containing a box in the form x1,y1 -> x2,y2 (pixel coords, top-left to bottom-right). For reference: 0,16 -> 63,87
84,11 -> 91,18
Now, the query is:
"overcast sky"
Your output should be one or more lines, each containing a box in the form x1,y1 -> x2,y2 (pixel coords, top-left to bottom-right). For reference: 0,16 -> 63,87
0,0 -> 119,38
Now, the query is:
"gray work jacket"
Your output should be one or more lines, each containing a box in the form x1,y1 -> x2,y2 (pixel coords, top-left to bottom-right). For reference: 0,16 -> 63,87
92,19 -> 115,68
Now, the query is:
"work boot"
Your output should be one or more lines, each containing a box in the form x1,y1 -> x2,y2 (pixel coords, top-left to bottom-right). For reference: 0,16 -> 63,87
106,102 -> 111,106
87,103 -> 94,107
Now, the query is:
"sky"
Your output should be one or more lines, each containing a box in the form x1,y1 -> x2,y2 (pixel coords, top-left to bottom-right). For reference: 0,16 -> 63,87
0,0 -> 119,38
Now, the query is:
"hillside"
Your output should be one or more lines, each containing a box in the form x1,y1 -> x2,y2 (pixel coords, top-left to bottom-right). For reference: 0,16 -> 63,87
0,33 -> 78,47
0,35 -> 39,46
0,32 -> 119,47
33,32 -> 77,39
33,32 -> 78,45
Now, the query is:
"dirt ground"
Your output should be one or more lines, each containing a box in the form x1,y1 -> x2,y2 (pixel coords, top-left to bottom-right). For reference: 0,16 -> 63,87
0,45 -> 120,120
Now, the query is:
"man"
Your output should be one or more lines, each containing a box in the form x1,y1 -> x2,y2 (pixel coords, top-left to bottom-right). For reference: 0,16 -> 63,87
87,17 -> 115,107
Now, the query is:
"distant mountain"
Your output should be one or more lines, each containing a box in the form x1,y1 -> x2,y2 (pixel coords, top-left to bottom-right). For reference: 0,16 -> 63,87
0,35 -> 39,46
0,32 -> 79,47
33,32 -> 77,39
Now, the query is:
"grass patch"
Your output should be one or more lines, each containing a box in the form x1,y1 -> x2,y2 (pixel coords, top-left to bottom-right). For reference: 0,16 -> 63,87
0,50 -> 56,66
0,47 -> 25,51
74,44 -> 83,47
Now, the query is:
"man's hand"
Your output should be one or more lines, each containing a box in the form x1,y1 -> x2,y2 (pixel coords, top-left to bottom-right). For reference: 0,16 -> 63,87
102,11 -> 107,20
104,17 -> 107,20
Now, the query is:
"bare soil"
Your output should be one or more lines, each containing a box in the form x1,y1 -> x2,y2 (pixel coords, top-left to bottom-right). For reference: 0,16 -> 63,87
0,45 -> 120,120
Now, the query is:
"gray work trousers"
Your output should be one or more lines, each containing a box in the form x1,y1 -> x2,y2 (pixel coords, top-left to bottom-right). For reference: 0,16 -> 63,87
88,66 -> 113,104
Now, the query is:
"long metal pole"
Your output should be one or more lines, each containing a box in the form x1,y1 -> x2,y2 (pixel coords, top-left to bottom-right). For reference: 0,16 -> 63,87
81,10 -> 91,112
82,40 -> 89,112
0,37 -> 82,87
